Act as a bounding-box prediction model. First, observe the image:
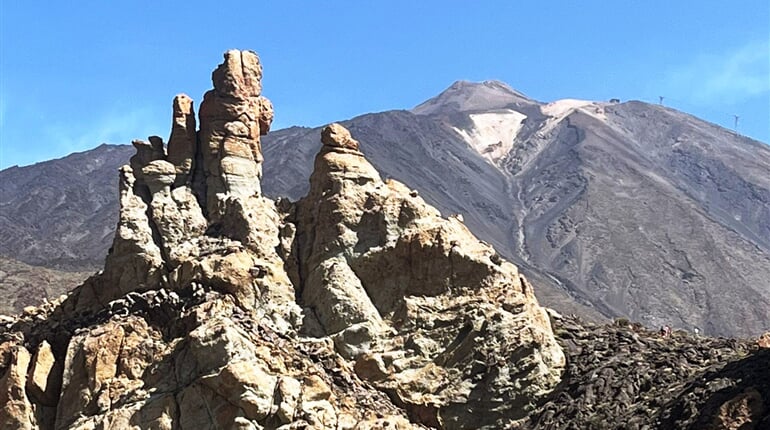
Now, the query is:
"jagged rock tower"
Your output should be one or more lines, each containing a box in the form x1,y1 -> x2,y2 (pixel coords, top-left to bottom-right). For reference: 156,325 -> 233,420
0,50 -> 564,429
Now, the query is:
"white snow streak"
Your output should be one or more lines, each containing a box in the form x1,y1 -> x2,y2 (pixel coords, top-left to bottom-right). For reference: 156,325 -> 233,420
453,109 -> 527,164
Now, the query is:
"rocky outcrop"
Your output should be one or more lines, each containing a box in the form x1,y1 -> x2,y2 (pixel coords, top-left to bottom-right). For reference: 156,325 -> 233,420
296,123 -> 564,426
167,94 -> 197,186
757,332 -> 770,349
0,50 -> 566,429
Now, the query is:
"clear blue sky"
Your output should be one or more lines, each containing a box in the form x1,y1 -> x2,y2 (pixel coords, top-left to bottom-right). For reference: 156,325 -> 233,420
1,1 -> 768,168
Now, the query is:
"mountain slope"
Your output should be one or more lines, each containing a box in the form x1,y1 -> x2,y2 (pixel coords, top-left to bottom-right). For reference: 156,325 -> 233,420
503,102 -> 770,336
0,256 -> 89,315
0,144 -> 134,270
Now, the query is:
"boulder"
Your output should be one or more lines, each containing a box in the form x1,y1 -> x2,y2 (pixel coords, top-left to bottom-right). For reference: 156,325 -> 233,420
757,332 -> 770,349
321,122 -> 360,150
26,340 -> 61,407
0,344 -> 36,429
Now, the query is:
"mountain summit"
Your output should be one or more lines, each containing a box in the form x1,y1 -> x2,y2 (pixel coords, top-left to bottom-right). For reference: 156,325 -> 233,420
412,80 -> 537,115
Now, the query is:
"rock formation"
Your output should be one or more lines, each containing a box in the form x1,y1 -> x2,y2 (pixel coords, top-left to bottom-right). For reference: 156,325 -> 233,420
198,49 -> 275,218
296,122 -> 564,425
0,50 -> 566,429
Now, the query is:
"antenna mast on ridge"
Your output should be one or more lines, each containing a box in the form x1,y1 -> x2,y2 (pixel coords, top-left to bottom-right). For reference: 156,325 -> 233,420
733,115 -> 740,133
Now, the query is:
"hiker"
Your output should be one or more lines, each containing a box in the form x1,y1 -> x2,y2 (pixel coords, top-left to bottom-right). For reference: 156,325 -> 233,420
659,325 -> 672,337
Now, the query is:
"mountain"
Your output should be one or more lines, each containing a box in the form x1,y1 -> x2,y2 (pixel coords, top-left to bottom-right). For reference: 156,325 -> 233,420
264,82 -> 770,337
2,81 -> 769,337
411,80 -> 538,115
0,256 -> 90,315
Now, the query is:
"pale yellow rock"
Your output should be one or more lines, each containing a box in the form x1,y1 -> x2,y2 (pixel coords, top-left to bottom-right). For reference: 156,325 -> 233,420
300,374 -> 337,428
56,316 -> 168,428
148,184 -> 207,267
0,344 -> 36,430
177,382 -> 247,429
354,353 -> 389,381
142,159 -> 176,194
276,377 -> 302,423
298,123 -> 565,426
130,137 -> 165,185
198,251 -> 262,310
199,49 -> 273,216
257,95 -> 274,134
200,360 -> 277,421
92,165 -> 164,309
321,122 -> 360,150
302,374 -> 332,402
303,257 -> 384,335
26,340 -> 60,406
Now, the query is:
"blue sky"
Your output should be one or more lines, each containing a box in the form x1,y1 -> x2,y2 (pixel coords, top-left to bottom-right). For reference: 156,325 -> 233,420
1,1 -> 768,168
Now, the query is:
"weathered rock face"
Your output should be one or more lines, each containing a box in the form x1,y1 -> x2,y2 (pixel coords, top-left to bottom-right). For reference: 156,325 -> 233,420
0,50 -> 567,429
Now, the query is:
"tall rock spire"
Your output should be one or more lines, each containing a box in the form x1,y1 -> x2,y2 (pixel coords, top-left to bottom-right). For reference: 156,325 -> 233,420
166,94 -> 197,187
198,49 -> 274,217
93,50 -> 282,310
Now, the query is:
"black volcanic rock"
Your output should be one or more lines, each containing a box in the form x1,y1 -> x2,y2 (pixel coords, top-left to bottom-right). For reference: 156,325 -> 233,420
522,313 -> 770,429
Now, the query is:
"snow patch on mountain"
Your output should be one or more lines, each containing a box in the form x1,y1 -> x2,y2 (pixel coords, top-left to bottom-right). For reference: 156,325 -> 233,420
542,99 -> 608,121
452,109 -> 527,165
